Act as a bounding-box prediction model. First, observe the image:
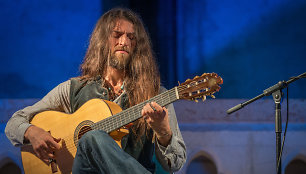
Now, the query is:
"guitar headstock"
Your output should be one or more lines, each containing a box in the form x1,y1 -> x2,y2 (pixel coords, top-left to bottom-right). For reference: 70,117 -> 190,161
177,73 -> 223,102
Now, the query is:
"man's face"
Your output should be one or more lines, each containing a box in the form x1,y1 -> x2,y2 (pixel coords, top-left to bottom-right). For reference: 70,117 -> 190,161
108,19 -> 136,70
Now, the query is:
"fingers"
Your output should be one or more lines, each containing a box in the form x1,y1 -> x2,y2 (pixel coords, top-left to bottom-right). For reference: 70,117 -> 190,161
26,126 -> 61,162
141,102 -> 164,116
49,137 -> 61,149
39,134 -> 61,151
142,102 -> 169,128
142,103 -> 153,116
42,136 -> 61,158
54,137 -> 61,143
149,102 -> 163,113
33,141 -> 56,163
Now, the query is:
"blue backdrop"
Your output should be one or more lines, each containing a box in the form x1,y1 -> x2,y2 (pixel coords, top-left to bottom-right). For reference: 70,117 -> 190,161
1,0 -> 305,99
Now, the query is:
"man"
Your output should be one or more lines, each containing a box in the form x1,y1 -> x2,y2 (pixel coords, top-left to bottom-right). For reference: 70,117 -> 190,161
5,8 -> 186,174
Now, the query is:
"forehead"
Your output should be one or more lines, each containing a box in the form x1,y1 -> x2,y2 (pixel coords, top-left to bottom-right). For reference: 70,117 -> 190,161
113,19 -> 135,33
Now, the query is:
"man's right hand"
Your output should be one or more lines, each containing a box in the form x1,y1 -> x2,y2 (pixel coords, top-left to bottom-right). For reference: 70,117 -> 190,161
24,125 -> 61,163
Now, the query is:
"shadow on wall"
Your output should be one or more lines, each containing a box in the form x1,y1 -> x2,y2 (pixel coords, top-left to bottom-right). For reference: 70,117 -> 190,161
0,160 -> 21,174
186,151 -> 217,174
199,1 -> 306,99
285,158 -> 306,174
284,154 -> 306,174
185,152 -> 306,174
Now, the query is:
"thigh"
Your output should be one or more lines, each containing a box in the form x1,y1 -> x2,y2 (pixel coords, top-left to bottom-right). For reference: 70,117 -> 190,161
73,130 -> 151,174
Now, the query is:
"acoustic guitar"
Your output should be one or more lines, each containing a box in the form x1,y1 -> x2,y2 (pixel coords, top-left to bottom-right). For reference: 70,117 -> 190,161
21,73 -> 223,174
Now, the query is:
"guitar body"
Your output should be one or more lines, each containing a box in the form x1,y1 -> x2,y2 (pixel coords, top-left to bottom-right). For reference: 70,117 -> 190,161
21,99 -> 127,174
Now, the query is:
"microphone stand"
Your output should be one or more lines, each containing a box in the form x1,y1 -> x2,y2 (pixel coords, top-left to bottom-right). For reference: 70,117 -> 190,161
227,72 -> 306,174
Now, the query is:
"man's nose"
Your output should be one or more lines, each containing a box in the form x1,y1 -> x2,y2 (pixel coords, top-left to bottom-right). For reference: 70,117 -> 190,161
118,35 -> 130,46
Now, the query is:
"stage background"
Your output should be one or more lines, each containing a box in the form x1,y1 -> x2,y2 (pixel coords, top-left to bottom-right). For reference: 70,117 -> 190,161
0,0 -> 306,174
0,0 -> 305,99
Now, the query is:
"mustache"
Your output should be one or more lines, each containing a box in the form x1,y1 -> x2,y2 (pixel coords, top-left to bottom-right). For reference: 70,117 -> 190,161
114,46 -> 130,53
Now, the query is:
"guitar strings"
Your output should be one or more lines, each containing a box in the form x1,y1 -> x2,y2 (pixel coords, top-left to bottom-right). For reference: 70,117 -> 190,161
58,80 -> 219,151
56,87 -> 179,151
60,81 -> 216,151
65,87 -> 176,146
52,76 -> 221,151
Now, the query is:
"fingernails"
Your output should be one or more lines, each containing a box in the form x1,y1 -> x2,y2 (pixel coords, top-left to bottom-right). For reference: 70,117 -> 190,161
149,102 -> 157,112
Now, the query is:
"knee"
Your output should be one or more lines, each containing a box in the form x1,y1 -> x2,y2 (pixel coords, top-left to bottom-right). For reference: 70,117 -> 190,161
81,130 -> 108,140
78,130 -> 110,148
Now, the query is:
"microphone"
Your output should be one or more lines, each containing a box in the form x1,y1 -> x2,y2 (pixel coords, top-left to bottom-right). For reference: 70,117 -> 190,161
227,104 -> 243,114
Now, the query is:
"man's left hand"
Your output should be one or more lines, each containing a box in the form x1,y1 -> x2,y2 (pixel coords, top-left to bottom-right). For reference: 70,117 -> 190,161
141,102 -> 172,146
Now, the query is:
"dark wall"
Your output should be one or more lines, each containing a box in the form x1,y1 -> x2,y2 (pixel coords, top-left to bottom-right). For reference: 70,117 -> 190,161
175,0 -> 306,98
0,0 -> 305,99
0,0 -> 102,98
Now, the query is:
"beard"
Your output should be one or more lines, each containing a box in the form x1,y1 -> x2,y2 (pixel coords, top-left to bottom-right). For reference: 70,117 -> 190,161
109,48 -> 131,70
108,47 -> 131,70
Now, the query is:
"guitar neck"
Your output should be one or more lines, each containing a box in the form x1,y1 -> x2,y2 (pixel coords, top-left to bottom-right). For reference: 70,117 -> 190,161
92,87 -> 179,133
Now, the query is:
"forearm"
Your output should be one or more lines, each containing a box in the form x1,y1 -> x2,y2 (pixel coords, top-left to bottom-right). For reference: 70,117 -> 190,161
5,110 -> 33,146
154,103 -> 186,172
5,102 -> 55,146
156,130 -> 172,147
5,80 -> 71,146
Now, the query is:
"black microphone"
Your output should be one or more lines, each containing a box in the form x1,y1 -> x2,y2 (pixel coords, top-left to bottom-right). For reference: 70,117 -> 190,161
227,104 -> 243,114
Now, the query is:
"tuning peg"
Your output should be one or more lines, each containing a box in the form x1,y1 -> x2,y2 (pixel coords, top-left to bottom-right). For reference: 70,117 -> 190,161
194,99 -> 198,103
185,78 -> 191,82
210,94 -> 216,99
178,81 -> 181,85
193,76 -> 200,80
202,95 -> 206,101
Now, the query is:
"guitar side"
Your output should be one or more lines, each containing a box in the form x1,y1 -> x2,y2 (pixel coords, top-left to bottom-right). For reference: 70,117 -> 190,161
21,99 -> 123,174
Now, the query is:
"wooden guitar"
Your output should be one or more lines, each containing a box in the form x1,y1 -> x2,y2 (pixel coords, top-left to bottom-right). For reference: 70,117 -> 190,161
21,73 -> 223,174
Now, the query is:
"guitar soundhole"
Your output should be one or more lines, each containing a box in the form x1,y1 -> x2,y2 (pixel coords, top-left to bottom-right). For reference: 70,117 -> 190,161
74,120 -> 94,147
78,126 -> 92,140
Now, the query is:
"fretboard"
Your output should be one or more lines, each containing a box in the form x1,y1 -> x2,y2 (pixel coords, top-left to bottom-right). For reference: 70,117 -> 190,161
91,87 -> 179,133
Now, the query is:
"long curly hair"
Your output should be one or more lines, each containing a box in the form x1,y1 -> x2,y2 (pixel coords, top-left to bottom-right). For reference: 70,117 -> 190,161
80,8 -> 160,140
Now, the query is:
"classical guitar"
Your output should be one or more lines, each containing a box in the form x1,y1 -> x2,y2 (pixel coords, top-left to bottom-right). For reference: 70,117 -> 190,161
21,73 -> 223,174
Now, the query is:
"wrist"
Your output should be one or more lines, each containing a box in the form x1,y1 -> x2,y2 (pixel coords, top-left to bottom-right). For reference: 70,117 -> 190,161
156,130 -> 172,146
24,125 -> 34,140
156,131 -> 172,139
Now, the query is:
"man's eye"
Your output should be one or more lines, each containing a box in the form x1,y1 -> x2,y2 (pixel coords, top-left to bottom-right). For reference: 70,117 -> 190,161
113,34 -> 120,38
128,34 -> 135,40
112,32 -> 121,38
